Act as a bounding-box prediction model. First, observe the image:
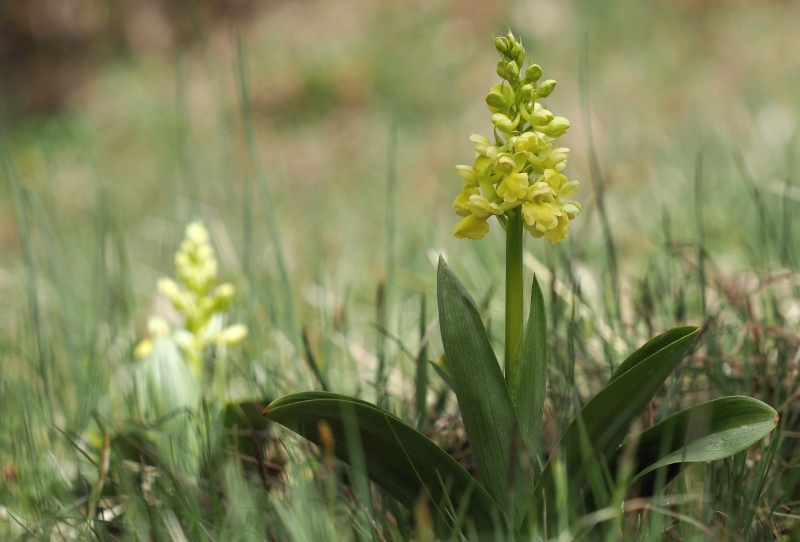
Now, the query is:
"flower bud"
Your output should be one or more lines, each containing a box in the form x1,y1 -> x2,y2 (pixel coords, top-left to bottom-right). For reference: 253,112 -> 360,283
529,108 -> 554,126
504,31 -> 525,64
212,283 -> 236,311
543,116 -> 570,138
496,60 -> 508,80
505,61 -> 520,83
491,113 -> 515,133
524,64 -> 543,84
535,79 -> 557,98
158,277 -> 182,303
519,83 -> 534,101
485,90 -> 508,111
494,36 -> 509,56
186,222 -> 209,244
509,43 -> 522,64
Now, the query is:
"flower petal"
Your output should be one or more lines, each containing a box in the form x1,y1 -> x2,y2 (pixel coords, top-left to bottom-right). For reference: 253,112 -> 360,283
455,165 -> 479,186
522,200 -> 561,232
544,214 -> 570,244
453,186 -> 480,216
497,172 -> 529,202
467,195 -> 504,218
454,214 -> 491,239
559,180 -> 579,200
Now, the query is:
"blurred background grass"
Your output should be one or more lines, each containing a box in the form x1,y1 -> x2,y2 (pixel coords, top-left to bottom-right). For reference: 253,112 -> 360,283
3,0 -> 798,271
1,0 -> 799,538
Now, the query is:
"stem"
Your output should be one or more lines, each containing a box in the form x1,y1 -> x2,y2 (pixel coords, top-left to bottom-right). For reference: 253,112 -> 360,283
505,206 -> 524,406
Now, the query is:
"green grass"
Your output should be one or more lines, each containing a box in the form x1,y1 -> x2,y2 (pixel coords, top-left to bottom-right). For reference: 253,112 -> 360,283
1,0 -> 799,539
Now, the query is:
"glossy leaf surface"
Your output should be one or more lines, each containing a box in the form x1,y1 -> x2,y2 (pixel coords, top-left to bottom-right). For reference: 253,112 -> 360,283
623,395 -> 778,483
265,392 -> 503,533
534,327 -> 700,508
437,258 -> 519,515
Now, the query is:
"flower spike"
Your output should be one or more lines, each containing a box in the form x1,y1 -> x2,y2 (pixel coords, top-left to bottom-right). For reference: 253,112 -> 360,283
452,32 -> 580,243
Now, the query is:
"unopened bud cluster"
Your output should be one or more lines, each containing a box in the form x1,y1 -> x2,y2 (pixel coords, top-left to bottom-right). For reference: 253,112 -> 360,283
453,31 -> 581,243
135,222 -> 247,378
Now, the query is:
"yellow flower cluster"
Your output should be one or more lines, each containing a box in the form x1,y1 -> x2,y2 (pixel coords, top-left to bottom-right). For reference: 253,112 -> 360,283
135,222 -> 247,378
453,32 -> 581,243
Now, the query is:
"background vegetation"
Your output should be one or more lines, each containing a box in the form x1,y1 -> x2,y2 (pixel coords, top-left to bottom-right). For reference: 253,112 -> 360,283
1,0 -> 798,539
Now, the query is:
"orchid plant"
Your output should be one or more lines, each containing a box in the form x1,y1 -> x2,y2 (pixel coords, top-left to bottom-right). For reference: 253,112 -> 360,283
260,32 -> 778,537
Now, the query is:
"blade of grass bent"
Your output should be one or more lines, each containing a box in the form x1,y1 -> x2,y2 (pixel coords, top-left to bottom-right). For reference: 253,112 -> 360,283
265,392 -> 502,534
437,258 -> 518,518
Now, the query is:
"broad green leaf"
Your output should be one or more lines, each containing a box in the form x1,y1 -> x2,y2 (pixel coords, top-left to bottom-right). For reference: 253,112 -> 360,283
620,396 -> 778,484
437,258 -> 519,515
607,326 -> 697,384
518,275 -> 547,463
534,327 -> 699,514
265,392 -> 503,534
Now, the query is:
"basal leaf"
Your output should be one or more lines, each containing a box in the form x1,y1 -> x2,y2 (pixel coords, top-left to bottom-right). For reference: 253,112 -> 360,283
607,326 -> 697,384
518,275 -> 547,464
619,396 -> 778,486
533,327 -> 699,517
265,392 -> 503,534
437,258 -> 519,516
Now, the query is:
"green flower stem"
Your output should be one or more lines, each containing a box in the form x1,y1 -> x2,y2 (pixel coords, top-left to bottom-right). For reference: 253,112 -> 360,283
505,206 -> 524,406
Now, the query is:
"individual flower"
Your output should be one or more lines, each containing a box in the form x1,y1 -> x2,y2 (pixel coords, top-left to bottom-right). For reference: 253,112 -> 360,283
454,213 -> 491,240
497,172 -> 529,202
520,171 -> 582,244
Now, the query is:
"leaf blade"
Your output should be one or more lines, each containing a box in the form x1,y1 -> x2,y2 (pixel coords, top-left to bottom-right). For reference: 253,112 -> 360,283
607,326 -> 697,384
534,327 -> 700,508
265,392 -> 503,533
622,396 -> 778,484
518,275 -> 547,462
437,258 -> 518,515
